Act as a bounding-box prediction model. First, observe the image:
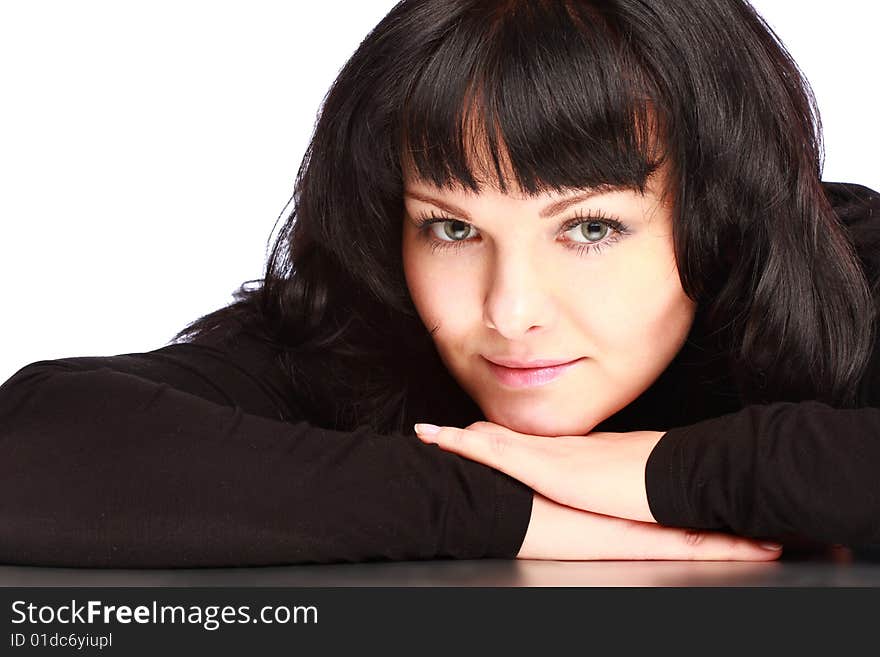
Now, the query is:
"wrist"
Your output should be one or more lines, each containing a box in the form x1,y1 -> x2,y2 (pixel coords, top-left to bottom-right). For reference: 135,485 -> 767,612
584,430 -> 665,523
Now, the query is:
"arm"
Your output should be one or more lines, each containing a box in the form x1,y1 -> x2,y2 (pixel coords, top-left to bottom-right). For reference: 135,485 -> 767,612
646,400 -> 880,547
0,330 -> 784,567
415,402 -> 880,551
518,493 -> 782,561
0,333 -> 533,567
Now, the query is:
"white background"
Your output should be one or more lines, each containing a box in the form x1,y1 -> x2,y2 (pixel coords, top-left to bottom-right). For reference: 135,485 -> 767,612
1,1 -> 877,381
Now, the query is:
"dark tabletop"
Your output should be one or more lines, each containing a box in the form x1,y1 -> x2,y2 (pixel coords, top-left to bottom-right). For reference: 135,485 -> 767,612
2,546 -> 879,587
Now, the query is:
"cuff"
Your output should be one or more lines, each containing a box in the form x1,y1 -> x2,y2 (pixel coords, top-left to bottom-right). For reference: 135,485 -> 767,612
645,424 -> 697,527
486,474 -> 534,558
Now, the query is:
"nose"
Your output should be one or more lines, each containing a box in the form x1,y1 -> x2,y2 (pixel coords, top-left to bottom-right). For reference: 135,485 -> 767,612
483,247 -> 556,339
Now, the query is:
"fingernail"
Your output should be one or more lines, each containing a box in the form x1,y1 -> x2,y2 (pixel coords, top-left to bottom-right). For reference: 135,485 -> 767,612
414,423 -> 440,436
760,542 -> 784,551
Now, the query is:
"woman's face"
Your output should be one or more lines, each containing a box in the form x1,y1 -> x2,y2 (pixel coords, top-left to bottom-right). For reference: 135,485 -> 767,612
401,163 -> 696,437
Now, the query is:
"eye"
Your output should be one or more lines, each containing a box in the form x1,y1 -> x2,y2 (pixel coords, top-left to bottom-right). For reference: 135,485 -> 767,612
568,219 -> 612,243
439,220 -> 473,242
560,211 -> 631,256
411,208 -> 631,257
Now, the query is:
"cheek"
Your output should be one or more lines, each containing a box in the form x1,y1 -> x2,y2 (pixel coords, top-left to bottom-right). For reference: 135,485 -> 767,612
589,253 -> 695,370
403,263 -> 482,385
402,241 -> 478,343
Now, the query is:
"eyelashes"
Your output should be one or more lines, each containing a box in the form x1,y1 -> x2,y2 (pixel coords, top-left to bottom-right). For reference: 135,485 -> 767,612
411,208 -> 632,258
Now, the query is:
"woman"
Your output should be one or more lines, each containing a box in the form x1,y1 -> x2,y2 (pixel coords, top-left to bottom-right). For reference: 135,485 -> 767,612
1,0 -> 877,566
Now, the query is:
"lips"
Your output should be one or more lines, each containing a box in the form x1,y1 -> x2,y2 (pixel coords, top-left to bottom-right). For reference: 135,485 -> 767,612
484,356 -> 579,369
483,356 -> 584,389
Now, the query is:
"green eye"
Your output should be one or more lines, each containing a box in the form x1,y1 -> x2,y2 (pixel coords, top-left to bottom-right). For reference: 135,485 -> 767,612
412,209 -> 632,258
442,221 -> 472,241
580,221 -> 610,242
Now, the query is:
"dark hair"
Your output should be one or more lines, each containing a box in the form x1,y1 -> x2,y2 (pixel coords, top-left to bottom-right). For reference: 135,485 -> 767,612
172,0 -> 876,433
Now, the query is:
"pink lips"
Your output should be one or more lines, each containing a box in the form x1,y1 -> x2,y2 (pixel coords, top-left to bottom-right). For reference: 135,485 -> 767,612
484,357 -> 584,389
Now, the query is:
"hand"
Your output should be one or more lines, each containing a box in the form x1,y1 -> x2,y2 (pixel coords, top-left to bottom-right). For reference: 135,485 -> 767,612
519,493 -> 784,561
413,420 -> 666,523
414,421 -> 785,561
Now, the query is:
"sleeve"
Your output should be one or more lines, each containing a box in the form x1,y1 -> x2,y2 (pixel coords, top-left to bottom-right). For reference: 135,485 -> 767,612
0,331 -> 533,567
645,400 -> 880,548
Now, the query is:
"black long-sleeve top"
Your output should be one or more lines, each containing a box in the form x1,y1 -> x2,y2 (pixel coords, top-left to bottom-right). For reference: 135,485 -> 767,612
1,181 -> 878,567
0,332 -> 533,566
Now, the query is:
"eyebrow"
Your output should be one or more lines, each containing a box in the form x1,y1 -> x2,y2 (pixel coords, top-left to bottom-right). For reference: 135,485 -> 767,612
404,186 -> 619,220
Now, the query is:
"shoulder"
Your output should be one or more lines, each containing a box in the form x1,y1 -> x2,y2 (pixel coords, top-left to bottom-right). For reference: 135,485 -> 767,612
824,181 -> 880,286
167,323 -> 304,422
823,181 -> 880,238
822,181 -> 880,214
824,181 -> 880,225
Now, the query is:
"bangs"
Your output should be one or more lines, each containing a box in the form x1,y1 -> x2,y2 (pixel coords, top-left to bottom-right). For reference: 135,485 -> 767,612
400,0 -> 666,196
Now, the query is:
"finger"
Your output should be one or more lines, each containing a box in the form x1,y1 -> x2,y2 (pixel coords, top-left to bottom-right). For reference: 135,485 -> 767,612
413,423 -> 553,490
465,420 -> 520,436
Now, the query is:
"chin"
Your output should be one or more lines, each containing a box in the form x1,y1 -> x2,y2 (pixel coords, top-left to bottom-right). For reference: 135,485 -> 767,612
483,404 -> 600,437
